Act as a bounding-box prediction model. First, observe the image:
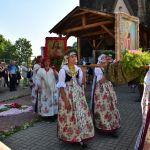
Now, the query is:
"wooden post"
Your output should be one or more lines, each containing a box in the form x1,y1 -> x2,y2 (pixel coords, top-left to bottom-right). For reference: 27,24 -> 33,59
115,13 -> 121,61
77,37 -> 81,62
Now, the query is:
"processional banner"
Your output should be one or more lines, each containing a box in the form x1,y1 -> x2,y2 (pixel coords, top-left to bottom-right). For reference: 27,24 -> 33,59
115,12 -> 139,60
45,37 -> 67,70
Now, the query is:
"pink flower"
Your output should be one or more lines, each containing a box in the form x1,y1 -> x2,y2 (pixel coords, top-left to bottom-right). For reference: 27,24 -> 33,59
10,103 -> 21,108
128,49 -> 142,55
128,49 -> 137,53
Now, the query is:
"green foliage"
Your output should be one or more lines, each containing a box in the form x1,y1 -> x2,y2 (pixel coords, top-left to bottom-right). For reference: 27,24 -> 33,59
0,108 -> 9,112
70,42 -> 77,51
14,38 -> 32,65
52,58 -> 63,71
122,49 -> 150,72
0,35 -> 33,64
0,117 -> 41,141
0,35 -> 18,63
121,49 -> 150,84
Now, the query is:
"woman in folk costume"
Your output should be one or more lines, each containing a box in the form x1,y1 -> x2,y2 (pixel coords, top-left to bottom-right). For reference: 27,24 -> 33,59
135,65 -> 150,150
57,50 -> 94,147
31,56 -> 42,108
36,58 -> 58,120
92,54 -> 121,137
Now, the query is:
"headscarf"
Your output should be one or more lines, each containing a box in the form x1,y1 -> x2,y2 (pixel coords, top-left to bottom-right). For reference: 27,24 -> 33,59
97,54 -> 106,64
41,58 -> 51,68
61,50 -> 77,67
35,55 -> 42,64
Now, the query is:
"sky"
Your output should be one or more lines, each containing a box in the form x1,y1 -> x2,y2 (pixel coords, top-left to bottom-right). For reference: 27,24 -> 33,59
0,0 -> 79,57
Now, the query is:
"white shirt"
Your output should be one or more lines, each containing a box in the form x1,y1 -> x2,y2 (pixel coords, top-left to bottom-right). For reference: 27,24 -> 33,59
32,64 -> 41,83
21,65 -> 28,78
94,67 -> 103,82
57,65 -> 83,88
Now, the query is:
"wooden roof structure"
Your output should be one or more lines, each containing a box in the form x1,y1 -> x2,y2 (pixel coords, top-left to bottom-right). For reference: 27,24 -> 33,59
49,6 -> 115,40
80,0 -> 134,15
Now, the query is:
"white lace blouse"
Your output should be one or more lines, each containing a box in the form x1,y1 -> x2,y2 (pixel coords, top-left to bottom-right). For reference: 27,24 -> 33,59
94,67 -> 103,82
56,65 -> 83,88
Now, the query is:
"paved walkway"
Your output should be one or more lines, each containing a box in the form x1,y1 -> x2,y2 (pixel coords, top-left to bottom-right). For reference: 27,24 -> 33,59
2,84 -> 142,150
0,85 -> 36,132
0,85 -> 30,102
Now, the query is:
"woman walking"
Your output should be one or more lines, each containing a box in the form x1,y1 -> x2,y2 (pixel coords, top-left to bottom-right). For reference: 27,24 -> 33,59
36,58 -> 58,120
91,54 -> 121,137
57,50 -> 94,147
31,55 -> 42,111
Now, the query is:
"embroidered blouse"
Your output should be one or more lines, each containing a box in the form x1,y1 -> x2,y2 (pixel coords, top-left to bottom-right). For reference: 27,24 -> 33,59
57,65 -> 83,88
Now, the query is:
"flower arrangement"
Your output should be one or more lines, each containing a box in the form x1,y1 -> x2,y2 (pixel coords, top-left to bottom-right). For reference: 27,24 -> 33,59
9,103 -> 21,108
0,102 -> 33,116
122,48 -> 150,71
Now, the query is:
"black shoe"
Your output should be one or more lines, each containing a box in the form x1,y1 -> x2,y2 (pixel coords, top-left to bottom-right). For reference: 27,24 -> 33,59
50,117 -> 56,122
79,142 -> 87,149
110,132 -> 118,138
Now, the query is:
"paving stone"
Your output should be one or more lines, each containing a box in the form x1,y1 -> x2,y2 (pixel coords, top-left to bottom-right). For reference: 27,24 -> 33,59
2,84 -> 142,150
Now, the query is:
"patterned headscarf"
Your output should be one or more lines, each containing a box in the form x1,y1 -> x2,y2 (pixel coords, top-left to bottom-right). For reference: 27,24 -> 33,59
97,54 -> 106,64
61,50 -> 77,67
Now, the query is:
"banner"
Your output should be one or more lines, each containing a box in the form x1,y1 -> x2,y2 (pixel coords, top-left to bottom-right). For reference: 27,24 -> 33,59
45,37 -> 67,70
115,12 -> 139,60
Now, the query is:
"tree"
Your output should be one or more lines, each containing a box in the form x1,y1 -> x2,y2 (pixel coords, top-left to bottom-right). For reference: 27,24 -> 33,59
14,38 -> 32,65
71,42 -> 77,51
0,34 -> 18,63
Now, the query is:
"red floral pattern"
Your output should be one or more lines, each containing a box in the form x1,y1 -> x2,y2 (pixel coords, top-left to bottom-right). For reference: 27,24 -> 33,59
94,80 -> 120,131
57,80 -> 94,142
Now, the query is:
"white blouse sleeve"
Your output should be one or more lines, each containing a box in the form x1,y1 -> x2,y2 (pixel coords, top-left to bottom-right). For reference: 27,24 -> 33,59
56,68 -> 66,88
95,68 -> 103,82
78,68 -> 83,85
144,69 -> 150,91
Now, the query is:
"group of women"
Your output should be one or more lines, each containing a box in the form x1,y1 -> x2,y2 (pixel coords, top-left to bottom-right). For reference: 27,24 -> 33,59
31,50 -> 150,149
31,50 -> 121,148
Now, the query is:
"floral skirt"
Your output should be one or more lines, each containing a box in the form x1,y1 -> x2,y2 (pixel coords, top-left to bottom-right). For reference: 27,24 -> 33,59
93,80 -> 121,132
57,81 -> 94,142
134,85 -> 150,150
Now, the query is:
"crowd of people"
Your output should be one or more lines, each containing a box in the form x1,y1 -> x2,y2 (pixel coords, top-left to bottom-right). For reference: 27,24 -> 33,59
1,50 -> 148,149
0,60 -> 32,91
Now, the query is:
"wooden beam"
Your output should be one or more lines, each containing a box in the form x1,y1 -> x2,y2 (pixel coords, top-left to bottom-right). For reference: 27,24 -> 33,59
73,11 -> 89,17
100,25 -> 115,39
88,39 -> 95,50
96,39 -> 104,49
80,30 -> 113,37
80,8 -> 115,18
77,37 -> 81,61
63,21 -> 112,34
82,14 -> 86,26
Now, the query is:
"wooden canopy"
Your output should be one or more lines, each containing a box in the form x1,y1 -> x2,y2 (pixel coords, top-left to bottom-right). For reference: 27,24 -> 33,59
49,6 -> 115,39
